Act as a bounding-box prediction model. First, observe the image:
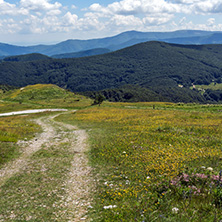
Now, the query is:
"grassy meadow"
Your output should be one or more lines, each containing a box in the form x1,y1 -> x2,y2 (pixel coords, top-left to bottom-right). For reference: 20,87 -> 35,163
0,84 -> 92,112
0,84 -> 91,169
57,102 -> 222,221
0,115 -> 41,167
0,84 -> 222,221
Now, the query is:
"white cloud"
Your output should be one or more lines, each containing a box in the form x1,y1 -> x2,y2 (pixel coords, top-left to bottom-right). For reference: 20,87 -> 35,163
170,17 -> 222,31
108,0 -> 142,15
0,18 -> 21,34
207,18 -> 215,26
88,0 -> 222,18
63,12 -> 78,26
46,9 -> 61,16
0,0 -> 18,16
20,0 -> 62,12
0,0 -> 222,44
179,17 -> 187,24
89,0 -> 184,16
89,3 -> 104,12
111,14 -> 143,27
194,0 -> 222,14
143,14 -> 174,26
78,13 -> 104,31
172,0 -> 201,4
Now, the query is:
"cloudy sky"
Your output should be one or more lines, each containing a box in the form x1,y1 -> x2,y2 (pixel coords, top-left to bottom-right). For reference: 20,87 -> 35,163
0,0 -> 222,45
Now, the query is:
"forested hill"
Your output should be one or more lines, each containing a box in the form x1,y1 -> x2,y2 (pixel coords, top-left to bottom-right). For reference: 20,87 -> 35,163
0,41 -> 222,103
2,53 -> 51,62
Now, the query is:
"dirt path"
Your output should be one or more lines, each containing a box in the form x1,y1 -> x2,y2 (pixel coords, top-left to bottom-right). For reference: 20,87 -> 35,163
0,112 -> 93,221
0,115 -> 57,186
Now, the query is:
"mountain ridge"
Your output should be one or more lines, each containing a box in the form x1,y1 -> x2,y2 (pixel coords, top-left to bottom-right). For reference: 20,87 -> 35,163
0,41 -> 222,103
0,30 -> 222,57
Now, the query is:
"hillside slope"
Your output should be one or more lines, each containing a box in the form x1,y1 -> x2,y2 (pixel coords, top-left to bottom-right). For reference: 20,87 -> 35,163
1,84 -> 91,107
0,41 -> 222,103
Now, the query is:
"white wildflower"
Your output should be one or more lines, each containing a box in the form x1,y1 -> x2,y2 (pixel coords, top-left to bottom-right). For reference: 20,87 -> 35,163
172,207 -> 179,214
103,205 -> 117,209
207,167 -> 213,171
201,166 -> 206,169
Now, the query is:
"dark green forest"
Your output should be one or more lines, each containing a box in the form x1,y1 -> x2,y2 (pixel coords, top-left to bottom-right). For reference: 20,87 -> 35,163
2,53 -> 51,62
0,41 -> 222,103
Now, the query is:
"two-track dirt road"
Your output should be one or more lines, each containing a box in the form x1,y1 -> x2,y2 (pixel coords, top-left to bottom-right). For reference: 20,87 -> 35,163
0,111 -> 93,221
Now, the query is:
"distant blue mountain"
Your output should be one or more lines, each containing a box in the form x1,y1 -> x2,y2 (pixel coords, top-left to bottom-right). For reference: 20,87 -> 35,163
51,48 -> 111,59
0,30 -> 222,57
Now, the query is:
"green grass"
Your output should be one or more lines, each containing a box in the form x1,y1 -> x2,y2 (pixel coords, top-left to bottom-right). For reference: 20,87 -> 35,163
1,84 -> 92,109
1,97 -> 222,221
0,83 -> 92,170
0,115 -> 41,167
0,142 -> 20,167
194,83 -> 222,91
103,101 -> 222,113
56,102 -> 222,221
0,142 -> 76,221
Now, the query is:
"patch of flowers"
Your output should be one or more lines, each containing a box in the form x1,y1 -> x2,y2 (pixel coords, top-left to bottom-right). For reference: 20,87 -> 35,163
160,168 -> 222,208
103,205 -> 117,209
171,170 -> 221,190
74,105 -> 222,220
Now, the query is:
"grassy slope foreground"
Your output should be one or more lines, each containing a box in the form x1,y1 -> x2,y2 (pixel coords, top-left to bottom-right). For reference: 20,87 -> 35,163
0,113 -> 93,221
0,85 -> 94,221
0,84 -> 222,221
0,84 -> 91,167
57,102 -> 222,221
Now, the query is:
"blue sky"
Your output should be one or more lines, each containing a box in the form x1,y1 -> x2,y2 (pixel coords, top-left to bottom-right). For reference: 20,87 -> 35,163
0,0 -> 222,45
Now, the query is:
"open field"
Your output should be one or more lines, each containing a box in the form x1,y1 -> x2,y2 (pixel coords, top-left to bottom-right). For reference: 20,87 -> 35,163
0,114 -> 41,168
57,102 -> 222,221
194,83 -> 222,91
0,88 -> 222,221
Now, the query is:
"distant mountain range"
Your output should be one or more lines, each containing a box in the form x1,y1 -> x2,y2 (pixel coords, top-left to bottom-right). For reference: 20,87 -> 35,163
51,48 -> 111,59
1,30 -> 222,57
0,41 -> 222,103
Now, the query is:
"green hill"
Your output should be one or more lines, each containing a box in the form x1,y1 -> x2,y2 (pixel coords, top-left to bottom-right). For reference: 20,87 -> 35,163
2,84 -> 91,108
0,41 -> 222,103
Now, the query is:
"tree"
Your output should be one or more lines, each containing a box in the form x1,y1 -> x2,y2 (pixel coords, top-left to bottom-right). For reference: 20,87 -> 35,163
92,94 -> 105,106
